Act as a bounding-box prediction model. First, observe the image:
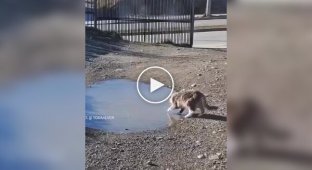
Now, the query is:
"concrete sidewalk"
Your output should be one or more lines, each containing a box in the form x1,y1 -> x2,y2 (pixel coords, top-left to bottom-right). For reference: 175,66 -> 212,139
195,19 -> 227,28
193,19 -> 227,49
193,31 -> 227,49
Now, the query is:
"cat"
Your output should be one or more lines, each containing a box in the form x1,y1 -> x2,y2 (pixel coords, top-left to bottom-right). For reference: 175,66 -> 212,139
167,90 -> 214,118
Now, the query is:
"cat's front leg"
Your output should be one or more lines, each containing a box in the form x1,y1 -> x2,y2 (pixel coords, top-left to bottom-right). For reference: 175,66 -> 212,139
184,108 -> 194,118
167,106 -> 174,112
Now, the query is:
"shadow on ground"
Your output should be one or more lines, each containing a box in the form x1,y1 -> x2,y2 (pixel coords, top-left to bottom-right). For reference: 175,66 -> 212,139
86,27 -> 178,61
196,113 -> 227,121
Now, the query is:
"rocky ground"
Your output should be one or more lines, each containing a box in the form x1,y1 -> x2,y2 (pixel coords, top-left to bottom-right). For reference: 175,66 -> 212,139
86,29 -> 227,169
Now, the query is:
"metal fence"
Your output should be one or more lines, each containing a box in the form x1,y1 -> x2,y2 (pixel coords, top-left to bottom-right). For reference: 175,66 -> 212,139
85,0 -> 194,46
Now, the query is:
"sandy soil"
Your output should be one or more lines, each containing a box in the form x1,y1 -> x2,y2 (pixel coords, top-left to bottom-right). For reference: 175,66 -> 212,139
85,30 -> 227,169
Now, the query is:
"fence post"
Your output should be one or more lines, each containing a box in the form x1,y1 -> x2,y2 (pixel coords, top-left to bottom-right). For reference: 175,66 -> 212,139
94,0 -> 98,29
205,0 -> 212,17
190,0 -> 195,47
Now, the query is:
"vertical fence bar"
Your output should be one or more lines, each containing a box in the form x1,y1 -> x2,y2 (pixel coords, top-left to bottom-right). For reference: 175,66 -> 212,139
185,0 -> 188,44
170,0 -> 174,43
109,0 -> 112,33
127,0 -> 130,41
146,0 -> 149,43
156,0 -> 158,43
129,0 -> 133,42
149,0 -> 152,43
134,0 -> 137,42
94,0 -> 98,29
165,0 -> 168,43
143,0 -> 146,42
116,0 -> 119,34
148,0 -> 151,43
190,0 -> 194,47
173,0 -> 177,44
100,0 -> 102,31
160,0 -> 163,43
183,1 -> 185,44
138,0 -> 140,42
176,0 -> 179,44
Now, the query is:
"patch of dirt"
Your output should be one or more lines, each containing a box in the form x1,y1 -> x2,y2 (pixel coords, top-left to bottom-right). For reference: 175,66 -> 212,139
86,31 -> 227,169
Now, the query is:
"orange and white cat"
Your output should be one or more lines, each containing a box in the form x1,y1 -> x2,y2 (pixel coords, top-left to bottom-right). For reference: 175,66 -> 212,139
167,90 -> 214,118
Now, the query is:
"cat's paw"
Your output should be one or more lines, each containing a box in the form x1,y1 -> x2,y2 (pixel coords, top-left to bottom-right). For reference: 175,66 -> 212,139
184,114 -> 193,118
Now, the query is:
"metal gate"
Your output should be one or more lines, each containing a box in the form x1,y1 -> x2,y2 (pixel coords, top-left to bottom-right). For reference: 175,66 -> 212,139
86,0 -> 194,46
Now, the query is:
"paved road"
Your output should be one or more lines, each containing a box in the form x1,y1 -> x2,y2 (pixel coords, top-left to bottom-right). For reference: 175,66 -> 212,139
193,31 -> 227,49
194,19 -> 227,28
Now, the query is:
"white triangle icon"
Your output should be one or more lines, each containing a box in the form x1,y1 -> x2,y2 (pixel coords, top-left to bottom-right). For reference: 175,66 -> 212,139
150,78 -> 164,93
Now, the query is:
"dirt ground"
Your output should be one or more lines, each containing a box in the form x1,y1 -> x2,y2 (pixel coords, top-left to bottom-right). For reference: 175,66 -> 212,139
85,30 -> 227,169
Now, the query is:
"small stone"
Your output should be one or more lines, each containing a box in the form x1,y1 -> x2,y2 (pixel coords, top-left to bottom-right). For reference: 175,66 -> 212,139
216,152 -> 222,157
197,73 -> 202,76
209,154 -> 219,160
156,136 -> 164,140
146,160 -> 157,166
111,147 -> 117,150
115,68 -> 124,72
191,83 -> 197,87
125,128 -> 129,130
195,140 -> 201,146
212,130 -> 217,134
197,154 -> 206,159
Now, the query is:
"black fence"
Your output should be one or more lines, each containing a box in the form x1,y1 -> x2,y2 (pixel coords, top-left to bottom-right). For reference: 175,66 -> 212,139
86,0 -> 195,46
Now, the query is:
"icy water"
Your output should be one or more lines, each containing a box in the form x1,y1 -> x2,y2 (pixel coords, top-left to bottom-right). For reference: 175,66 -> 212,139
86,79 -> 171,133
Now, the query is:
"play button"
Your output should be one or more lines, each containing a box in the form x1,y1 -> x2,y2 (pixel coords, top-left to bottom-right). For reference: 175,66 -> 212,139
150,78 -> 164,93
137,66 -> 174,104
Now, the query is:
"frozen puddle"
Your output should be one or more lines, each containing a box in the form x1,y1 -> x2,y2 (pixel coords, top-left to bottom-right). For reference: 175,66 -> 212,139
86,79 -> 171,133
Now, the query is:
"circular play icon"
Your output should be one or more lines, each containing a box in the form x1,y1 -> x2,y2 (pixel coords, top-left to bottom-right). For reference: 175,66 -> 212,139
136,66 -> 174,104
